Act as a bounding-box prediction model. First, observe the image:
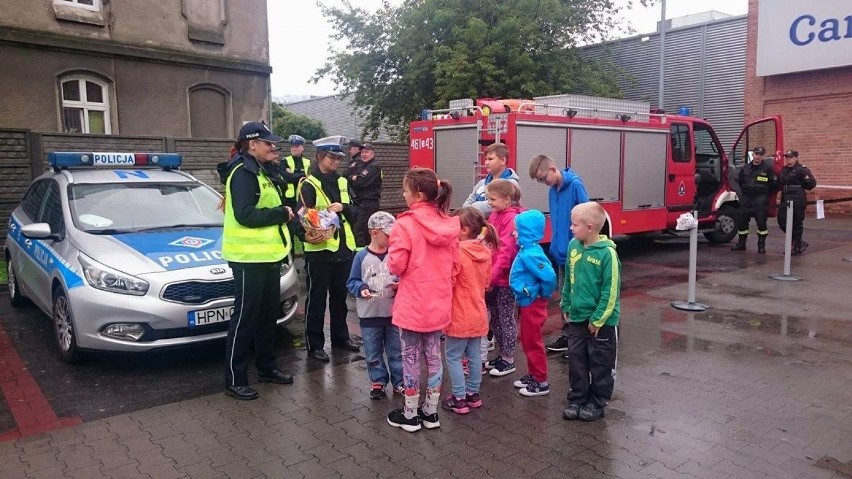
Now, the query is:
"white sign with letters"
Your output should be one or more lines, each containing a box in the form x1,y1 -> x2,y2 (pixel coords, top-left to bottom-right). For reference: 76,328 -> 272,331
757,0 -> 852,76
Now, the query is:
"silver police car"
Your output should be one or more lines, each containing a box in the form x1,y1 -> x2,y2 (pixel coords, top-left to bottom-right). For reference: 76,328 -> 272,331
4,152 -> 299,362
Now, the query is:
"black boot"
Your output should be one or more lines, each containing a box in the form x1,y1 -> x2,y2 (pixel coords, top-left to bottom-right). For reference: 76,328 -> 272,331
731,234 -> 747,251
757,236 -> 766,254
798,240 -> 809,255
791,240 -> 801,256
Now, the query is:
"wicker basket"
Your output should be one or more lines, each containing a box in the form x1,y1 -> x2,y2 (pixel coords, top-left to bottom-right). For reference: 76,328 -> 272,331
301,220 -> 336,244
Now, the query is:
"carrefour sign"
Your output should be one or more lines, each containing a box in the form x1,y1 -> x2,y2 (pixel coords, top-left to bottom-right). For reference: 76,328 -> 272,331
756,0 -> 852,76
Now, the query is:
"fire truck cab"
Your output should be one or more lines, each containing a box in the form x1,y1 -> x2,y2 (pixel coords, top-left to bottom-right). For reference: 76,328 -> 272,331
409,94 -> 784,243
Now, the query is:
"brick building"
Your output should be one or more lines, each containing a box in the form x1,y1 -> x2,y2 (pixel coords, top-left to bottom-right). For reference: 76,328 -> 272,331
0,0 -> 272,138
745,0 -> 852,212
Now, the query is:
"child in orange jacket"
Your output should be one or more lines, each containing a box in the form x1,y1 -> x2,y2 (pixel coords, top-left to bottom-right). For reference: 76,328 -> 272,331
442,207 -> 498,414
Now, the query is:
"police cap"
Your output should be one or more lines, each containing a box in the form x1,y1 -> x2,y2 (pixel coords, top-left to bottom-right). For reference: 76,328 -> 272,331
238,122 -> 282,143
313,135 -> 348,157
288,135 -> 305,146
348,139 -> 363,149
783,150 -> 799,158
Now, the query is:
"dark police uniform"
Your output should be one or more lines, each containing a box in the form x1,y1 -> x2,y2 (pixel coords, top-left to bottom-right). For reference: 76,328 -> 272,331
777,150 -> 816,255
347,145 -> 383,248
732,156 -> 776,253
217,122 -> 296,399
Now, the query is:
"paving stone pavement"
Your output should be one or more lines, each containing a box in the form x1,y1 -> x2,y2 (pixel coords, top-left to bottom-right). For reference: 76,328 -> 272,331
2,236 -> 852,478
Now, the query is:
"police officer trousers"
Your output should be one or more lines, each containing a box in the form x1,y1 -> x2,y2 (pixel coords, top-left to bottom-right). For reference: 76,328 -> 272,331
225,262 -> 281,387
566,321 -> 618,409
737,194 -> 769,235
304,260 -> 353,352
777,193 -> 807,242
354,199 -> 380,248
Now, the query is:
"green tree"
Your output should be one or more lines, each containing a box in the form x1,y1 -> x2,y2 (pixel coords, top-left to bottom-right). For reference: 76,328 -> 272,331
271,102 -> 327,141
316,0 -> 649,141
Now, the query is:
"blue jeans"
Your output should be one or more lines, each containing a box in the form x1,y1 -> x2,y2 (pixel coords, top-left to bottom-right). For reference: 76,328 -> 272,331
444,336 -> 483,398
361,324 -> 403,388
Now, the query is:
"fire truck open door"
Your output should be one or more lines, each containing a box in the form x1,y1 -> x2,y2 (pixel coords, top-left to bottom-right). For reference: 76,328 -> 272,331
729,116 -> 784,216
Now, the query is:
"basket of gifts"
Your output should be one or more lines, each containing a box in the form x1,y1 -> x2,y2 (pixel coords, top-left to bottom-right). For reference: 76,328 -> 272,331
299,207 -> 339,244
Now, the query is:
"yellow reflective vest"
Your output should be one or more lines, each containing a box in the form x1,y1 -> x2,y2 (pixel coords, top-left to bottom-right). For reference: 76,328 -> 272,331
283,155 -> 311,199
298,175 -> 356,253
222,163 -> 292,263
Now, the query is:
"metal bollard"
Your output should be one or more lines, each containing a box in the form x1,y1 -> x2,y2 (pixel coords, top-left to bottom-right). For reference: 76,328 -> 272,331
672,210 -> 708,311
770,200 -> 801,281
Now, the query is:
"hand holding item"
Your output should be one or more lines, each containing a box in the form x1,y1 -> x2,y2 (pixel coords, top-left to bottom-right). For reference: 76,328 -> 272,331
360,288 -> 374,299
304,228 -> 325,244
328,202 -> 344,213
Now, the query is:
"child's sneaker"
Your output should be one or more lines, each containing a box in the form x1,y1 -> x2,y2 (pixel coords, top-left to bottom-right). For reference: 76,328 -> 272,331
387,408 -> 421,432
513,374 -> 533,388
417,406 -> 441,429
369,384 -> 387,400
578,403 -> 605,421
488,359 -> 516,377
487,335 -> 496,351
481,364 -> 489,376
441,396 -> 469,415
392,385 -> 405,395
485,355 -> 502,369
465,393 -> 483,408
519,378 -> 550,397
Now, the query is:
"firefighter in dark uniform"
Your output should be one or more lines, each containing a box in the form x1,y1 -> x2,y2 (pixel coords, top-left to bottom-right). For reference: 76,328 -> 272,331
777,150 -> 817,255
218,122 -> 295,401
347,142 -> 383,248
279,135 -> 311,211
297,135 -> 361,362
732,146 -> 777,254
348,138 -> 363,164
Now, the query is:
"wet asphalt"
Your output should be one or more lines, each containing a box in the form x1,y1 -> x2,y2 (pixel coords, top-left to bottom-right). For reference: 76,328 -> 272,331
0,217 -> 850,435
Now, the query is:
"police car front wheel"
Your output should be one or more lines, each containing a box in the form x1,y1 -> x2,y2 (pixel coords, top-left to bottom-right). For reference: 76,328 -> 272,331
7,259 -> 28,308
52,288 -> 83,363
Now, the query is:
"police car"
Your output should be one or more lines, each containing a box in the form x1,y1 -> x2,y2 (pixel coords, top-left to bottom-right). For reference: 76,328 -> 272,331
4,152 -> 299,362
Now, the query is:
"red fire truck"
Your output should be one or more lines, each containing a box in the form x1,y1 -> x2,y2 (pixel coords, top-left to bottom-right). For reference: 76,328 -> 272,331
409,94 -> 784,243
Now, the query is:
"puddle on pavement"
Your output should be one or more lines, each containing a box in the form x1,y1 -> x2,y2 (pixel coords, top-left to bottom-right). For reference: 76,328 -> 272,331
656,308 -> 852,361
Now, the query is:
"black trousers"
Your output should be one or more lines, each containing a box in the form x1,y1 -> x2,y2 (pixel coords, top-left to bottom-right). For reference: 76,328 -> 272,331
304,260 -> 352,352
777,193 -> 807,242
566,321 -> 618,408
225,262 -> 281,387
354,200 -> 380,248
736,194 -> 769,235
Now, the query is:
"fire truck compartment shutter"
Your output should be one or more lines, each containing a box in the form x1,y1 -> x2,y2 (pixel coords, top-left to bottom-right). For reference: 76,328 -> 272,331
622,132 -> 667,210
569,129 -> 622,203
515,125 -> 567,213
434,126 -> 479,210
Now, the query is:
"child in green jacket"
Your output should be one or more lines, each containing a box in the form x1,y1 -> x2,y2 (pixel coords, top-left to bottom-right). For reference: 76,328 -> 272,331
561,202 -> 621,422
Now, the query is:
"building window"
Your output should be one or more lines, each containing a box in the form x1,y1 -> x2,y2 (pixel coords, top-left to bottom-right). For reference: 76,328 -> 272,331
54,0 -> 101,12
60,76 -> 111,134
188,84 -> 231,138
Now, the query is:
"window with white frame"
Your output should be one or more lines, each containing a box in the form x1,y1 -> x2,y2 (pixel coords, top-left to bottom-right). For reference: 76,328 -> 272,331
54,0 -> 101,12
60,76 -> 111,134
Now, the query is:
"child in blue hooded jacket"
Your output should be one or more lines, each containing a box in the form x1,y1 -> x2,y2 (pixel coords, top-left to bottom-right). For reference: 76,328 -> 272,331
509,210 -> 557,396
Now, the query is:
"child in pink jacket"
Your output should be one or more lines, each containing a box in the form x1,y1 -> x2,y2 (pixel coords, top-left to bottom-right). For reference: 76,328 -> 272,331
386,167 -> 460,433
484,179 -> 524,377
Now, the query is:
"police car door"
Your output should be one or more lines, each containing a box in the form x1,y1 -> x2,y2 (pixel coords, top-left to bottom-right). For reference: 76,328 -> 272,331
27,181 -> 65,310
13,180 -> 51,307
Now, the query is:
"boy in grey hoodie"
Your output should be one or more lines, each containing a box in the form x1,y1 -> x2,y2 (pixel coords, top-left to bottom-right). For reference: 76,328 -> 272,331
346,212 -> 403,400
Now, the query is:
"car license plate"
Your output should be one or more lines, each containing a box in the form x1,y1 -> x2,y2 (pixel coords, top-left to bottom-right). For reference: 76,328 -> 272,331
188,306 -> 233,327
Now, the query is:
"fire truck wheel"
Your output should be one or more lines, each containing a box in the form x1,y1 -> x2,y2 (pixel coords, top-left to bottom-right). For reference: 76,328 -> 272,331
703,205 -> 737,244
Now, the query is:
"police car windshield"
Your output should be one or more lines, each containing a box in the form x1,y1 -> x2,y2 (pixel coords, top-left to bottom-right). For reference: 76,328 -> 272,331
69,183 -> 224,234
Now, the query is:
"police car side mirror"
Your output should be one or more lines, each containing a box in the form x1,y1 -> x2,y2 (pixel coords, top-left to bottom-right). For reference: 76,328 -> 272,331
21,223 -> 60,241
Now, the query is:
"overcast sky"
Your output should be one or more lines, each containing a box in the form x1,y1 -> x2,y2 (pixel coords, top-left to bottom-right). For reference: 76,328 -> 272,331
268,0 -> 748,98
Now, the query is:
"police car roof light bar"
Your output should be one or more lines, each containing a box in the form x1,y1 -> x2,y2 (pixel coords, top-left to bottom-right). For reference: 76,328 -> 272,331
49,152 -> 182,171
